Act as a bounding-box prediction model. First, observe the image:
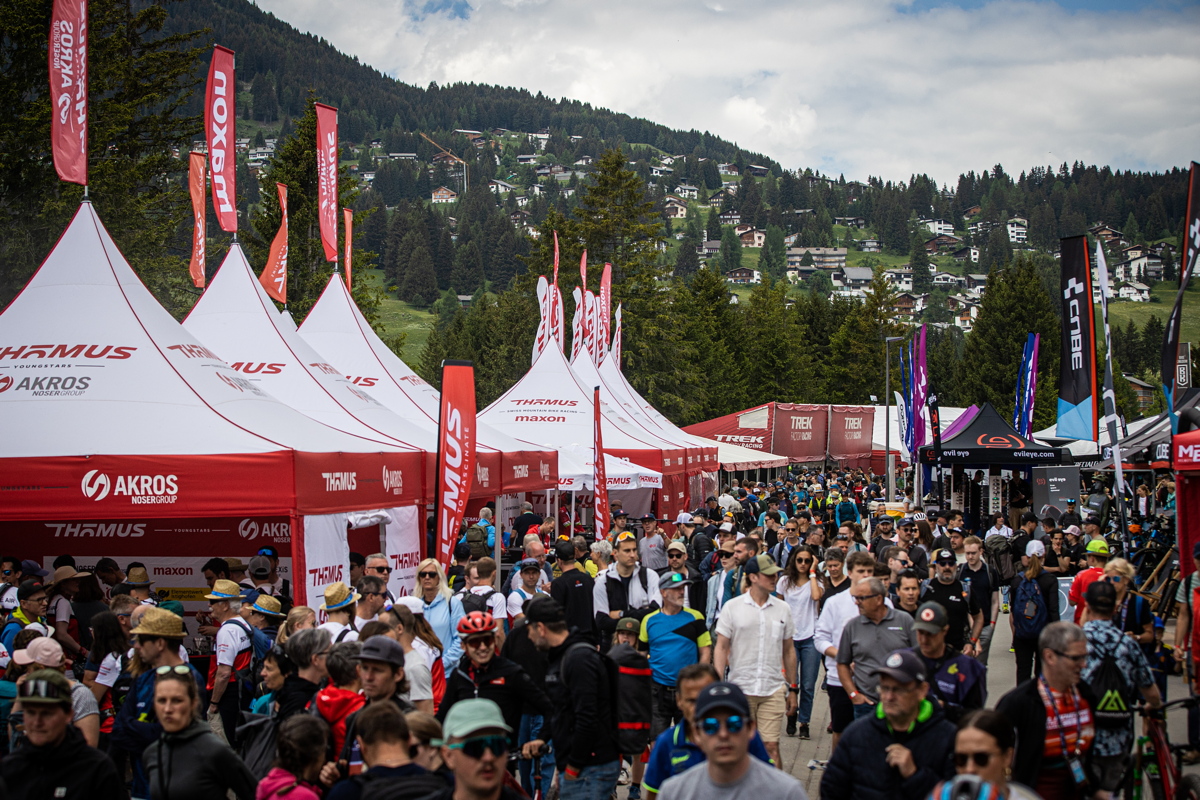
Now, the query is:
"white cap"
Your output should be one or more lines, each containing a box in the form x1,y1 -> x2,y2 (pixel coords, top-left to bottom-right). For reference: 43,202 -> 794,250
1026,539 -> 1046,558
718,522 -> 735,533
674,512 -> 694,525
394,595 -> 425,616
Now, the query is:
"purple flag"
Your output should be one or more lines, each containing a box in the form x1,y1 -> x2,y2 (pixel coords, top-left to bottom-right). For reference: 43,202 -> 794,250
912,325 -> 928,448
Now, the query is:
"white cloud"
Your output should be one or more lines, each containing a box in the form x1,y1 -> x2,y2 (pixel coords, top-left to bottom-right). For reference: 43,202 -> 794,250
256,0 -> 1200,184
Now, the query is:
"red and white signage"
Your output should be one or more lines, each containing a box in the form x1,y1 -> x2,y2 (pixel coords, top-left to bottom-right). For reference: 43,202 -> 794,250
828,405 -> 876,466
187,152 -> 206,288
205,46 -> 237,232
436,361 -> 476,568
383,506 -> 422,595
598,263 -> 612,362
298,513 -> 348,620
772,403 -> 828,462
593,386 -> 609,537
49,0 -> 88,185
343,207 -> 353,292
260,183 -> 288,303
315,103 -> 339,262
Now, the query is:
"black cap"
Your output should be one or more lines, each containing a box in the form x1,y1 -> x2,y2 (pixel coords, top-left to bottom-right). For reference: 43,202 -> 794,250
524,595 -> 565,625
933,549 -> 956,564
913,601 -> 949,633
1084,515 -> 1102,527
693,681 -> 751,718
1020,512 -> 1040,526
554,540 -> 576,562
870,649 -> 928,684
1085,579 -> 1117,613
353,636 -> 406,668
454,542 -> 472,561
16,580 -> 45,601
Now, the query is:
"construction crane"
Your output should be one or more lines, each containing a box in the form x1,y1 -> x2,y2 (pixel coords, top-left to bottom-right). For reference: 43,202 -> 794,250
420,132 -> 468,194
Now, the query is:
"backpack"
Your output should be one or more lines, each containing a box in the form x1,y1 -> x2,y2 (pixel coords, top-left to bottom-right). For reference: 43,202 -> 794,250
465,524 -> 489,559
565,641 -> 652,756
109,652 -> 134,715
837,499 -> 856,521
222,617 -> 272,694
1088,637 -> 1136,729
1012,576 -> 1047,640
462,589 -> 497,615
984,534 -> 1016,582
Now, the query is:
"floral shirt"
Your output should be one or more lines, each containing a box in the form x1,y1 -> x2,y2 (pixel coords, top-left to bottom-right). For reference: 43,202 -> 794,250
1082,619 -> 1154,757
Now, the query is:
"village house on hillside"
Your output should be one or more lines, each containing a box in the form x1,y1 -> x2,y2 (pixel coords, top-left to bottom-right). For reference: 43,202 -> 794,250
431,186 -> 458,204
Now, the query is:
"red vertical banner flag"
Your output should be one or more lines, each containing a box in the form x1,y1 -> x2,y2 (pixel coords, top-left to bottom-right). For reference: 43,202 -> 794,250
436,360 -> 476,569
599,262 -> 612,350
343,208 -> 354,292
205,46 -> 237,232
260,183 -> 289,303
187,152 -> 206,288
49,0 -> 88,185
315,103 -> 340,262
593,386 -> 609,538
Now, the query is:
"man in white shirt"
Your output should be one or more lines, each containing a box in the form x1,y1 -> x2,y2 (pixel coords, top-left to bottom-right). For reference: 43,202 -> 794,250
713,554 -> 798,768
507,558 -> 548,625
463,557 -> 507,632
355,576 -> 388,625
203,579 -> 252,741
318,581 -> 360,643
813,550 -> 887,753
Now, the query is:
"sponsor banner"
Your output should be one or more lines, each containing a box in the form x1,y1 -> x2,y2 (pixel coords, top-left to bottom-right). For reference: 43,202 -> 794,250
343,207 -> 353,292
683,404 -> 773,453
828,405 -> 876,465
1,516 -> 291,557
0,453 -> 294,520
293,450 -> 428,512
49,0 -> 88,185
532,276 -> 550,364
611,304 -> 622,365
1096,241 -> 1129,528
593,387 -> 609,538
661,473 -> 687,522
205,46 -> 237,232
301,512 -> 349,622
598,263 -> 612,364
260,183 -> 288,303
188,152 -> 206,288
1163,162 -> 1200,411
912,326 -> 928,449
496,452 -> 555,493
1057,235 -> 1096,440
436,361 -> 476,569
315,103 -> 339,262
771,403 -> 827,463
1032,466 -> 1081,521
383,505 -> 422,597
570,286 -> 585,363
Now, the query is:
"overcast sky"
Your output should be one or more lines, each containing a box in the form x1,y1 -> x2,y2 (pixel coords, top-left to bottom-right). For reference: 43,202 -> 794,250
257,0 -> 1198,186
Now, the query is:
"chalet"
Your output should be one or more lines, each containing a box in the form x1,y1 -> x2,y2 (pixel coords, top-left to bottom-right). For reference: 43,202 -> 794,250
1007,218 -> 1028,244
924,234 -> 963,253
835,216 -> 867,229
489,179 -> 518,194
650,165 -> 674,177
739,229 -> 766,248
718,163 -> 740,176
574,155 -> 595,167
659,156 -> 676,166
968,220 -> 994,238
1119,253 -> 1163,283
528,130 -> 551,149
962,205 -> 982,219
456,294 -> 474,308
725,267 -> 761,285
235,137 -> 251,153
786,247 -> 847,270
836,266 -> 875,290
664,200 -> 688,219
947,294 -> 977,312
785,265 -> 816,284
360,171 -> 376,184
708,189 -> 730,208
510,210 -> 531,225
745,164 -> 769,178
805,175 -> 834,189
697,240 -> 722,257
952,301 -> 980,332
719,210 -> 742,226
791,208 -> 815,218
932,272 -> 963,289
489,128 -> 510,136
432,152 -> 461,166
1088,223 -> 1124,244
884,269 -> 913,292
1116,281 -> 1151,302
734,224 -> 756,237
859,238 -> 882,253
675,184 -> 700,200
846,181 -> 869,199
1123,243 -> 1150,260
549,164 -> 566,175
952,247 -> 980,264
1126,374 -> 1156,412
517,154 -> 539,164
964,274 -> 989,292
784,233 -> 800,247
664,194 -> 687,206
722,182 -> 740,193
431,186 -> 458,204
535,166 -> 551,177
922,219 -> 955,237
893,293 -> 922,318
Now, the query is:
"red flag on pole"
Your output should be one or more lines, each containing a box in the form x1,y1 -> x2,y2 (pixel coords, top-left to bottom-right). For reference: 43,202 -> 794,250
49,0 -> 88,185
315,103 -> 340,262
599,263 -> 612,355
187,152 -> 206,288
260,183 -> 288,303
593,386 -> 609,538
205,45 -> 237,232
436,360 -> 476,569
343,208 -> 353,292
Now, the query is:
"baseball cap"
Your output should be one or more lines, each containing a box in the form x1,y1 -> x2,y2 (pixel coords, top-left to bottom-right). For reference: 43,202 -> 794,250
615,617 -> 640,634
523,595 -> 565,625
706,496 -> 718,503
1086,539 -> 1111,556
640,514 -> 658,523
20,560 -> 49,578
248,556 -> 272,580
14,637 -> 64,667
899,517 -> 916,528
674,512 -> 694,525
613,509 -> 629,518
718,522 -> 735,534
933,549 -> 956,564
693,681 -> 751,718
913,602 -> 949,634
1026,540 -> 1045,558
17,580 -> 46,602
666,540 -> 687,555
1020,512 -> 1040,525
16,669 -> 73,708
742,553 -> 781,577
871,649 -> 927,684
659,571 -> 691,591
875,514 -> 893,523
395,595 -> 424,616
553,540 -> 576,562
1063,525 -> 1082,537
442,698 -> 512,739
1085,579 -> 1117,613
354,636 -> 406,668
517,558 -> 542,572
1084,515 -> 1102,527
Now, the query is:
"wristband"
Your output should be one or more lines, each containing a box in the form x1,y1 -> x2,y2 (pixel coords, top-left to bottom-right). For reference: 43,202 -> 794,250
848,690 -> 858,699
565,766 -> 580,779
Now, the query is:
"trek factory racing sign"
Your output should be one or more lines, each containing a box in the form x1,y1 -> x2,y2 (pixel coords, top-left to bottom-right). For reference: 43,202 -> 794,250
0,343 -> 135,397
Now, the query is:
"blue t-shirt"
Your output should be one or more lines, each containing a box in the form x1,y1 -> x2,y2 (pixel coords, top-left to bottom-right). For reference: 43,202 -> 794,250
638,607 -> 712,686
642,720 -> 773,794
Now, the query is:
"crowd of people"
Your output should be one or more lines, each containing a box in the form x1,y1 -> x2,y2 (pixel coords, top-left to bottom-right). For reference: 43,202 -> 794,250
0,466 -> 1190,800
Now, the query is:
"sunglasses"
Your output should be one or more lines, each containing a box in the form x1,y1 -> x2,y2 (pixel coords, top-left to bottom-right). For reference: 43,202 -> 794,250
155,665 -> 192,677
720,552 -> 735,559
699,715 -> 746,736
796,557 -> 813,565
668,552 -> 685,558
257,549 -> 275,556
370,565 -> 393,573
0,570 -> 13,576
1106,576 -> 1123,583
785,527 -> 798,532
954,752 -> 994,768
853,593 -> 883,604
1052,649 -> 1088,664
465,635 -> 495,649
448,734 -> 509,759
418,571 -> 439,579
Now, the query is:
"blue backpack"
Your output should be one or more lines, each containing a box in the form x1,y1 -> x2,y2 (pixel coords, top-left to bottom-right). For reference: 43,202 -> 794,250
1012,576 -> 1047,640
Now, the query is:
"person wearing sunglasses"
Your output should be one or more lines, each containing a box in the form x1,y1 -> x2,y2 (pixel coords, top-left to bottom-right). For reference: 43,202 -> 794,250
704,545 -> 737,630
822,648 -> 956,800
0,556 -> 26,613
414,558 -> 467,671
836,577 -> 917,723
777,545 -> 823,740
426,699 -> 525,800
657,681 -> 807,799
324,702 -> 446,800
946,708 -> 1039,800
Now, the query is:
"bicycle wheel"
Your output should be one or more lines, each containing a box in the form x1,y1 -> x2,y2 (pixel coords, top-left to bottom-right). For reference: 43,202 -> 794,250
1178,773 -> 1200,800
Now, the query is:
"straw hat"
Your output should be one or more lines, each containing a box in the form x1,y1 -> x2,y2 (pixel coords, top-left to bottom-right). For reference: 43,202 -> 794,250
204,579 -> 242,601
130,607 -> 185,638
250,594 -> 286,618
126,566 -> 154,586
320,581 -> 360,611
224,557 -> 249,573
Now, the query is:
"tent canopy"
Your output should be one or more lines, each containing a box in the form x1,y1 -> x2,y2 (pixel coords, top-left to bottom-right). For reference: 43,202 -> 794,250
918,402 -> 1066,466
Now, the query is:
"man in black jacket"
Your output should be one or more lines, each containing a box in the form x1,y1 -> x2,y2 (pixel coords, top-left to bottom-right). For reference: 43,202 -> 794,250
523,595 -> 620,800
821,649 -> 956,800
1,670 -> 124,800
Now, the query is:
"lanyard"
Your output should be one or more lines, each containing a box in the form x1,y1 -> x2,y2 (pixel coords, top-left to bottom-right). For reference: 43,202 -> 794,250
1038,676 -> 1082,759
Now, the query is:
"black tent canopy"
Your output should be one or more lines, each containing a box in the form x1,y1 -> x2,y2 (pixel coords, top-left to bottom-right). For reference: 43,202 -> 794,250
919,402 -> 1066,466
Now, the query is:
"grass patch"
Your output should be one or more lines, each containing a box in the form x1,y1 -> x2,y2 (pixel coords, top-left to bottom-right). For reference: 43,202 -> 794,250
365,268 -> 434,364
1103,282 -> 1200,345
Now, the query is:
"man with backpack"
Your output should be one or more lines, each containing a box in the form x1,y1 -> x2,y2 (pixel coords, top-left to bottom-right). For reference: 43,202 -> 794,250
202,578 -> 260,743
550,541 -> 596,639
1081,580 -> 1161,794
833,492 -> 860,529
959,536 -> 1001,666
920,550 -> 983,656
1010,540 -> 1061,685
461,558 -> 507,628
641,572 -> 712,743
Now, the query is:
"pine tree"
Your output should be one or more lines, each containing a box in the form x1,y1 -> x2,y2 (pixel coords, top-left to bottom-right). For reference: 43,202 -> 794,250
400,244 -> 438,307
674,240 -> 700,277
706,208 -> 722,243
1141,315 -> 1166,379
720,227 -> 743,273
761,225 -> 787,280
910,235 -> 933,295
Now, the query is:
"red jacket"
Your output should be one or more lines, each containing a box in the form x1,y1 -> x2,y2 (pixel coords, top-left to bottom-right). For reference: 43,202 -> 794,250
316,686 -> 366,758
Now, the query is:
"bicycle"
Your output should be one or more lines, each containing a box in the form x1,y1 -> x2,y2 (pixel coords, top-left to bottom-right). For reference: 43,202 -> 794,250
1126,696 -> 1200,800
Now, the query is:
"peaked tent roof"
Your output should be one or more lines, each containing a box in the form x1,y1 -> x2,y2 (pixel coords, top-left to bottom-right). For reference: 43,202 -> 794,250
182,245 -> 435,502
298,274 -> 558,494
0,203 -> 426,519
917,402 -> 1066,465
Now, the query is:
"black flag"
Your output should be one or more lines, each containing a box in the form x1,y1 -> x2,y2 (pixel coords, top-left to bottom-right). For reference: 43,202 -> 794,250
1162,161 -> 1200,418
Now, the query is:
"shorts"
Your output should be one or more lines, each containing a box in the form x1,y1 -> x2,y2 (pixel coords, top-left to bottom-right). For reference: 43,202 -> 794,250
746,686 -> 787,743
1092,754 -> 1129,792
827,683 -> 854,734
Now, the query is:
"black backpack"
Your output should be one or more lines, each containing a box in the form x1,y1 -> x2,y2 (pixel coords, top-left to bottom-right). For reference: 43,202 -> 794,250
462,589 -> 498,615
566,642 -> 652,756
1088,638 -> 1136,729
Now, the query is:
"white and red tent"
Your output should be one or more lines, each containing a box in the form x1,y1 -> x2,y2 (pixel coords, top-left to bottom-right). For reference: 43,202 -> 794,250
297,274 -> 558,499
0,204 -> 427,612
